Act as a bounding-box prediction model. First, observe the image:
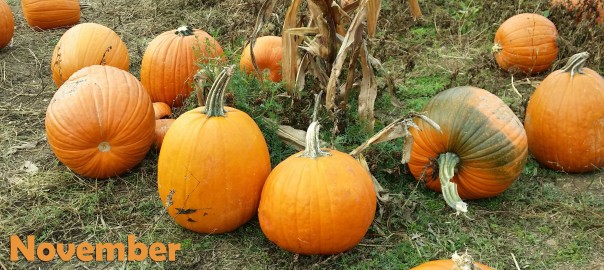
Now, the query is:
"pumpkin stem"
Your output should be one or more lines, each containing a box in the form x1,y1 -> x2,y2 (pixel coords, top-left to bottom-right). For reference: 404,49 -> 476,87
561,52 -> 589,78
175,26 -> 194,37
203,65 -> 235,117
451,252 -> 482,270
437,152 -> 468,214
491,43 -> 502,54
299,122 -> 331,159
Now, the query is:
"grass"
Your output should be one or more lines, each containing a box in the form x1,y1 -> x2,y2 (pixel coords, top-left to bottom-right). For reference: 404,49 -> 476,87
1,0 -> 603,269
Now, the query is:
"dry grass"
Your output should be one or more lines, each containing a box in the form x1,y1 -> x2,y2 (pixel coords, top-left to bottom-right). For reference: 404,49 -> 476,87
1,0 -> 603,269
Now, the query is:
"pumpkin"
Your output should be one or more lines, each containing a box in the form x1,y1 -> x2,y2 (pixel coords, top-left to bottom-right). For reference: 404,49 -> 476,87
411,252 -> 493,270
524,52 -> 604,173
239,36 -> 283,82
492,13 -> 559,75
0,0 -> 14,49
140,26 -> 224,107
551,0 -> 604,24
45,65 -> 155,179
153,102 -> 172,119
51,23 -> 129,87
21,0 -> 80,30
408,86 -> 528,213
154,119 -> 174,150
157,66 -> 270,234
258,121 -> 377,255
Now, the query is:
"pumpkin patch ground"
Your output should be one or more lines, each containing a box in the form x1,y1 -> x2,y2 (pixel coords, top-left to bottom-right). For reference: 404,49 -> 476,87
0,0 -> 603,269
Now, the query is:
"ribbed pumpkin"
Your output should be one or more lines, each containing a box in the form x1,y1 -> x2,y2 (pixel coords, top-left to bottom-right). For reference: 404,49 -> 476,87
140,26 -> 224,107
21,0 -> 80,30
411,253 -> 493,270
51,23 -> 129,87
239,36 -> 283,82
45,65 -> 155,179
551,0 -> 604,24
152,102 -> 172,119
409,86 -> 528,213
157,66 -> 270,234
525,52 -> 604,173
0,0 -> 14,49
258,121 -> 376,255
492,13 -> 559,75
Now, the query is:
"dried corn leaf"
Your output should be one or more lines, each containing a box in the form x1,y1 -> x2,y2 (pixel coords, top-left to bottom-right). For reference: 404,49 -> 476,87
358,41 -> 377,130
357,153 -> 390,202
282,0 -> 304,93
350,116 -> 413,156
366,0 -> 381,37
249,0 -> 279,76
308,0 -> 338,63
276,125 -> 308,150
295,53 -> 311,92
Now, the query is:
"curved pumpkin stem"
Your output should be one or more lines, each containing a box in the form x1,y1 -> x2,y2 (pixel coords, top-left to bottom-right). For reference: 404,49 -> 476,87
203,65 -> 235,117
561,52 -> 589,78
175,25 -> 194,37
438,152 -> 468,214
299,122 -> 331,159
452,252 -> 482,270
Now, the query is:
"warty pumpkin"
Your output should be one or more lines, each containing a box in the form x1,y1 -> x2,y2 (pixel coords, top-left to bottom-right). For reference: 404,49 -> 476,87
0,0 -> 14,49
524,52 -> 604,173
239,36 -> 283,82
408,86 -> 528,213
140,26 -> 224,107
258,121 -> 377,255
157,66 -> 271,234
51,23 -> 129,87
45,65 -> 155,179
411,252 -> 493,270
492,13 -> 559,75
21,0 -> 80,30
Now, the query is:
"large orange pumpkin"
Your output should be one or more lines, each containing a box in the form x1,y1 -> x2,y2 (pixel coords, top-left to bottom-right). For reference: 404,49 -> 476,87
411,253 -> 493,270
140,26 -> 224,107
409,86 -> 528,213
51,23 -> 129,87
21,0 -> 80,30
258,121 -> 377,255
239,36 -> 283,82
0,0 -> 14,49
524,52 -> 604,173
492,13 -> 559,75
157,66 -> 270,234
551,0 -> 604,24
45,65 -> 155,179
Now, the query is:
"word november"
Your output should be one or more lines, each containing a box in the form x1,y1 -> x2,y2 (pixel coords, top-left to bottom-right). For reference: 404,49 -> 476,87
10,235 -> 181,262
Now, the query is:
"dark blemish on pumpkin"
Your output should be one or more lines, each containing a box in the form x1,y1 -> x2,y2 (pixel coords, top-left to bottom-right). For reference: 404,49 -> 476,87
99,46 -> 113,65
187,218 -> 196,222
176,208 -> 197,214
203,212 -> 208,216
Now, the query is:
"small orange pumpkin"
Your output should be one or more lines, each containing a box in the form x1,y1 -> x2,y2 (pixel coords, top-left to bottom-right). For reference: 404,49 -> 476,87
51,23 -> 129,87
21,0 -> 80,30
239,36 -> 283,82
45,65 -> 155,179
140,26 -> 224,107
152,102 -> 172,119
525,52 -> 604,173
154,119 -> 174,150
157,66 -> 270,234
411,252 -> 493,270
0,0 -> 14,49
258,121 -> 376,255
409,86 -> 528,213
492,13 -> 559,74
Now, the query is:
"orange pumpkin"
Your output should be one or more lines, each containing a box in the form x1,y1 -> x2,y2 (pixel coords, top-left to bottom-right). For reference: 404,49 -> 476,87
152,102 -> 172,119
551,0 -> 604,24
411,253 -> 493,270
140,26 -> 224,107
45,65 -> 155,179
258,121 -> 376,255
51,23 -> 129,87
409,86 -> 528,213
492,13 -> 559,75
21,0 -> 80,30
154,119 -> 174,150
525,52 -> 604,173
240,36 -> 283,82
0,0 -> 14,49
157,66 -> 270,234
